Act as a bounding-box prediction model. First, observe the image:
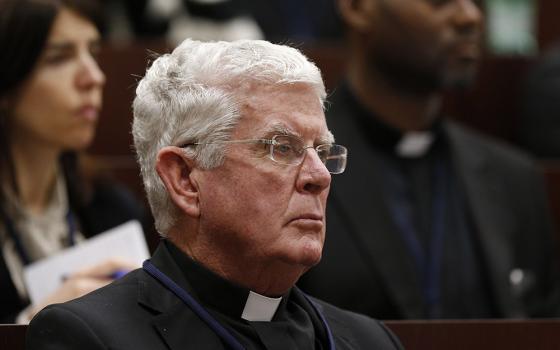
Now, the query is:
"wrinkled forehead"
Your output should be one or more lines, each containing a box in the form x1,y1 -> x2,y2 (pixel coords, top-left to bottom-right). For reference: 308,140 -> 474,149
263,122 -> 334,145
233,83 -> 330,142
234,81 -> 324,112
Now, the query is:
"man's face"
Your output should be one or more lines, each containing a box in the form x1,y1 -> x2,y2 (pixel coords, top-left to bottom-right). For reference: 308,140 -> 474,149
195,84 -> 332,275
362,0 -> 483,92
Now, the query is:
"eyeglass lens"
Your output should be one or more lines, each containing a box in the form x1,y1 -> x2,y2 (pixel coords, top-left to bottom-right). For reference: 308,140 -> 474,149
271,135 -> 347,174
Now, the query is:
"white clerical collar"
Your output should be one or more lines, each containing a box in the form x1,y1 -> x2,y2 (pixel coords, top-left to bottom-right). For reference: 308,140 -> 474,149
241,291 -> 282,322
395,131 -> 434,158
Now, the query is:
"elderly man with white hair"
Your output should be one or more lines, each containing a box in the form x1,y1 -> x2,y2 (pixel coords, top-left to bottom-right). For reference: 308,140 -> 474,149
26,39 -> 403,349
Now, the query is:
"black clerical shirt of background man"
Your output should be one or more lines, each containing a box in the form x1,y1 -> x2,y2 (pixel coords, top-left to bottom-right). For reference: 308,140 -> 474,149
298,0 -> 560,320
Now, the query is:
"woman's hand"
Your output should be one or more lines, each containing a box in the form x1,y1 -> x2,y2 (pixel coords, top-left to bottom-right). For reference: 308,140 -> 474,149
26,258 -> 139,321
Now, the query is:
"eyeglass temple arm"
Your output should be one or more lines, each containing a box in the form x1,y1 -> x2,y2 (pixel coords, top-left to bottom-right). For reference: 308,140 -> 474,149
180,139 -> 276,148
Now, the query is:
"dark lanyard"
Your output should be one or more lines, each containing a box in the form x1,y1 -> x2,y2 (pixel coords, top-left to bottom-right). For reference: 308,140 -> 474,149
386,158 -> 447,318
0,207 -> 76,266
143,260 -> 336,350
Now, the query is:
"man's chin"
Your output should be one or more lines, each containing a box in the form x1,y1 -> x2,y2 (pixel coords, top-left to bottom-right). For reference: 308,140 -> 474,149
294,240 -> 324,268
444,62 -> 478,90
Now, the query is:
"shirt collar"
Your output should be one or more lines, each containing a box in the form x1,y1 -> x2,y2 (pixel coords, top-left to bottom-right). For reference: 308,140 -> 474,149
166,241 -> 284,322
241,291 -> 282,322
339,82 -> 444,158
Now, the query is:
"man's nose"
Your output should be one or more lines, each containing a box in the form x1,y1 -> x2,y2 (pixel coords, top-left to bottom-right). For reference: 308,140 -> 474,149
295,148 -> 331,194
452,0 -> 483,34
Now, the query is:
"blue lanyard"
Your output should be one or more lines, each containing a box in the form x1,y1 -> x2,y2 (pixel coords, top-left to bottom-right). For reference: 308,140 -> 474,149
0,207 -> 76,266
386,158 -> 447,317
143,260 -> 336,350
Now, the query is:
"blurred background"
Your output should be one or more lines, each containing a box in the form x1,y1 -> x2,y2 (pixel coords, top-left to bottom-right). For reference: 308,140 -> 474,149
89,0 -> 560,249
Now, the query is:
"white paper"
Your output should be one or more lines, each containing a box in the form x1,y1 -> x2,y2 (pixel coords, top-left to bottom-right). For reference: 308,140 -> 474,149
23,220 -> 149,305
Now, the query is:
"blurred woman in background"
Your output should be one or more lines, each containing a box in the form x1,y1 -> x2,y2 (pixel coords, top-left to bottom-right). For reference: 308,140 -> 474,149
0,0 -> 145,323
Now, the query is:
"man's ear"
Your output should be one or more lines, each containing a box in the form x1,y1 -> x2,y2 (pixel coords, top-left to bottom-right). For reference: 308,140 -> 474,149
338,0 -> 377,32
156,147 -> 201,218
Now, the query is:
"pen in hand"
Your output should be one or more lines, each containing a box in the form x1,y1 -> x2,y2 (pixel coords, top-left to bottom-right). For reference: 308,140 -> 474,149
108,269 -> 129,280
61,269 -> 130,282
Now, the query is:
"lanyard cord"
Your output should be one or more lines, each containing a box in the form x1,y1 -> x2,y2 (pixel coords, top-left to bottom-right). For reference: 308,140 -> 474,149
386,158 -> 447,317
143,260 -> 336,350
301,292 -> 336,349
143,260 -> 245,350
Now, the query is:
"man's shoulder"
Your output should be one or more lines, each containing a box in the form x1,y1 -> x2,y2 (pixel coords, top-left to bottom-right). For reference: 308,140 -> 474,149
26,269 -> 165,349
34,268 -> 145,323
446,120 -> 537,170
308,296 -> 404,349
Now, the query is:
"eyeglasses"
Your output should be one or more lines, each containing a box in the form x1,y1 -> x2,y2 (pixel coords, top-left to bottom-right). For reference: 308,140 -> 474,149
182,134 -> 348,174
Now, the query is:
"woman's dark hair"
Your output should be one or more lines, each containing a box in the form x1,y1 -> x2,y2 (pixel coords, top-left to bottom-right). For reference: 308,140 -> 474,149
0,0 -> 103,97
0,0 -> 104,235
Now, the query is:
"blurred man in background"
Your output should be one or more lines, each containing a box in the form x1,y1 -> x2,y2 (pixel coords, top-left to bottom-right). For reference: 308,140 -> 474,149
299,0 -> 560,319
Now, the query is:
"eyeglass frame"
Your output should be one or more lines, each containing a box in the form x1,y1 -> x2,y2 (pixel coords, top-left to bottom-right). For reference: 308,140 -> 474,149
180,134 -> 348,174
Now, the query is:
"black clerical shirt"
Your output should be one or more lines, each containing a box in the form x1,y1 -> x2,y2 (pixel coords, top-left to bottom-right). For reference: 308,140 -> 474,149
341,83 -> 497,318
166,241 -> 330,349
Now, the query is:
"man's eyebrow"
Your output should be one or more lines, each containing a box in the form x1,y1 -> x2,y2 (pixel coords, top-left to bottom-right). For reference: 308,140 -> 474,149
265,123 -> 335,144
267,123 -> 300,138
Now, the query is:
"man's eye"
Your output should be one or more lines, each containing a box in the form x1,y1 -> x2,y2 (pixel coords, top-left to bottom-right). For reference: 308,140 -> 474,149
275,143 -> 293,155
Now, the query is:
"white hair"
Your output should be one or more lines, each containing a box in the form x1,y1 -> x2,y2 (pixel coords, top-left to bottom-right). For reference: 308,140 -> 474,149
132,39 -> 326,235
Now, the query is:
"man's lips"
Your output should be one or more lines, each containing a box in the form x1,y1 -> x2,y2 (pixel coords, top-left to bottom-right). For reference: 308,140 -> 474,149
291,213 -> 323,221
452,40 -> 480,60
289,214 -> 324,229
